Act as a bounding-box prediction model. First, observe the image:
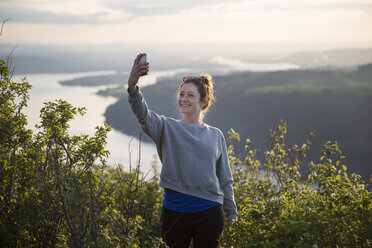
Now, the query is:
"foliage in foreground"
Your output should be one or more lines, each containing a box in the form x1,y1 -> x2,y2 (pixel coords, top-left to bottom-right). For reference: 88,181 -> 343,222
1,59 -> 371,247
0,60 -> 164,247
220,123 -> 372,247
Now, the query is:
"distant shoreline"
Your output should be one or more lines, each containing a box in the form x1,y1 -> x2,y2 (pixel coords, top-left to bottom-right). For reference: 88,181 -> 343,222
102,64 -> 372,181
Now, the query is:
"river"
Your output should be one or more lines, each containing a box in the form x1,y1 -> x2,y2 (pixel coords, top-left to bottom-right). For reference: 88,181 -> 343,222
16,58 -> 299,176
17,70 -> 163,177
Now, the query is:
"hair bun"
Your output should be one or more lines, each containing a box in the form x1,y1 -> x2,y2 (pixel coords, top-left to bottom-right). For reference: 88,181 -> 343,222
200,73 -> 213,87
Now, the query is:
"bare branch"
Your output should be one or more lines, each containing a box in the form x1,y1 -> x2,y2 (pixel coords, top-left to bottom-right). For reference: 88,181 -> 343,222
6,45 -> 17,80
0,18 -> 17,80
0,18 -> 11,38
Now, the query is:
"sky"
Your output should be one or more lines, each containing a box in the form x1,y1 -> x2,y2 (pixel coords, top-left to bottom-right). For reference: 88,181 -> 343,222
0,0 -> 372,50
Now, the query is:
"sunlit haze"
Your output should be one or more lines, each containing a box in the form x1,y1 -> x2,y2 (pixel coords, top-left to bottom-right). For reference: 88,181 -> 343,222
1,0 -> 371,52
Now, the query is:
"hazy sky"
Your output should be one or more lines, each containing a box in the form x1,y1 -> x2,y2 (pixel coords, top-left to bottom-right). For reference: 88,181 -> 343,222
1,0 -> 372,48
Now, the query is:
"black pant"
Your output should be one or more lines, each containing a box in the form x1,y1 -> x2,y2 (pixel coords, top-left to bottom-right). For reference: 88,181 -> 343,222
160,205 -> 224,248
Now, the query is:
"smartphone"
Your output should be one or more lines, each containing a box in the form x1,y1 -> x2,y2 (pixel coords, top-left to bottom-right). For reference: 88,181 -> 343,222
139,53 -> 147,75
139,53 -> 147,65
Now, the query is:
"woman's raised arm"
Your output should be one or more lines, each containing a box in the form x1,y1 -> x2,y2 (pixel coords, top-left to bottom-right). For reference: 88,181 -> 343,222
127,53 -> 149,93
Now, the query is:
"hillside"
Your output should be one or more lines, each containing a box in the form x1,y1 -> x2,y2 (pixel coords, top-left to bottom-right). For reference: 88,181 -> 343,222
281,48 -> 372,68
101,64 -> 372,180
4,45 -> 372,74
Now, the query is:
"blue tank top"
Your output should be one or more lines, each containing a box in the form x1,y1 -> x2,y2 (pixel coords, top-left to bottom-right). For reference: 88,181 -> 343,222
163,188 -> 219,213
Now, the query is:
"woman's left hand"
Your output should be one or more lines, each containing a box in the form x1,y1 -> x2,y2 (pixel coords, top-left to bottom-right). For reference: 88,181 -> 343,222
127,53 -> 149,93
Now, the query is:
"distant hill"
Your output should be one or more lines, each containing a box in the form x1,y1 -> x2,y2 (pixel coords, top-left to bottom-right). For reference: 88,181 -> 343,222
102,64 -> 372,181
1,44 -> 224,74
281,48 -> 372,68
3,44 -> 372,74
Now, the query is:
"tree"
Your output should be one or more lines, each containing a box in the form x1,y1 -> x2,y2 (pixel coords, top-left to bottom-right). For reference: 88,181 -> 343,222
0,58 -> 34,246
220,122 -> 372,247
105,153 -> 164,247
0,58 -> 165,247
0,57 -> 114,247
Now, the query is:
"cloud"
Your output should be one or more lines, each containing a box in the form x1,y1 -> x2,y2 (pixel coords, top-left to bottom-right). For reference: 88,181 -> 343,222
0,0 -> 242,24
102,0 -> 236,16
320,2 -> 372,12
0,0 -> 132,24
1,0 -> 371,25
0,9 -> 124,24
222,0 -> 372,13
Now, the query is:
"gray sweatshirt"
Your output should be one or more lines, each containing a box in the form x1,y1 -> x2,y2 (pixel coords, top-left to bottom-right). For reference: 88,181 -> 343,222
128,87 -> 238,221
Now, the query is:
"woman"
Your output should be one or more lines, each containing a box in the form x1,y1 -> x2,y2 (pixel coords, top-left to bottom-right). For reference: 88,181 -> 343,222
127,53 -> 237,248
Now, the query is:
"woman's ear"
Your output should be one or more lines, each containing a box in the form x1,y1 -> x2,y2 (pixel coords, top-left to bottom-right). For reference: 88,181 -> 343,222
201,98 -> 208,109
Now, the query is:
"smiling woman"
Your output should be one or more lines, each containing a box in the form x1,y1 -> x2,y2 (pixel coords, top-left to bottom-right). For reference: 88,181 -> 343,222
127,53 -> 237,248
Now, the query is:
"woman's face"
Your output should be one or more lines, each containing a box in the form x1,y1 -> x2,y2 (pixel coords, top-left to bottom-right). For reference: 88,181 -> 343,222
177,83 -> 205,117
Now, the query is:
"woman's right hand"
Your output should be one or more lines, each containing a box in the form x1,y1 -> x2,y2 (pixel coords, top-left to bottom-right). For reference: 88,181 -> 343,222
128,53 -> 149,93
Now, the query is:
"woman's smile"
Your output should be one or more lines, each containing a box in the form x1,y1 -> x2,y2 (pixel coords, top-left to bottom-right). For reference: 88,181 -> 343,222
177,83 -> 203,117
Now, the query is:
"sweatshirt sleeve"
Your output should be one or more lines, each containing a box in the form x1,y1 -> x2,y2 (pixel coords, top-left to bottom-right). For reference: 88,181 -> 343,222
127,87 -> 164,143
216,131 -> 238,222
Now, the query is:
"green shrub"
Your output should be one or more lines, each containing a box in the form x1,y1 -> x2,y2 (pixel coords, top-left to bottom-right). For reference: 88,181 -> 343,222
0,59 -> 165,247
220,122 -> 372,247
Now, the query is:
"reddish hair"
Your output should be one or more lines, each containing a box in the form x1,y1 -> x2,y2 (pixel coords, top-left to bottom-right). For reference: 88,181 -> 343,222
178,73 -> 215,115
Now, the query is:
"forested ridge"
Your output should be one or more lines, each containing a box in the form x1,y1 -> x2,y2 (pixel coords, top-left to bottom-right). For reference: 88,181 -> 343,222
1,59 -> 372,247
103,64 -> 372,181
